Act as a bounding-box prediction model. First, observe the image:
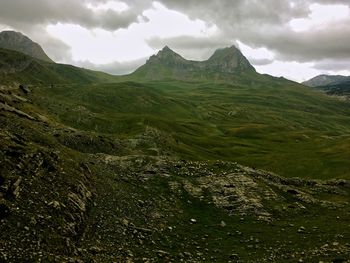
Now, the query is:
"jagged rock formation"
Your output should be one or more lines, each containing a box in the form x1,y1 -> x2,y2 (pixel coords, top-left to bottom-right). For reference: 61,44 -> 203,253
0,31 -> 53,63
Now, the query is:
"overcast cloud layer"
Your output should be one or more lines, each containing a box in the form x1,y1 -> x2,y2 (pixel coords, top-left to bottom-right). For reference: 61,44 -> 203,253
0,0 -> 349,81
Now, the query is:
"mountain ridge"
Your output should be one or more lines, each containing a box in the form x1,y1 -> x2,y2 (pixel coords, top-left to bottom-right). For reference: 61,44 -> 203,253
131,45 -> 256,80
0,30 -> 54,63
0,48 -> 118,85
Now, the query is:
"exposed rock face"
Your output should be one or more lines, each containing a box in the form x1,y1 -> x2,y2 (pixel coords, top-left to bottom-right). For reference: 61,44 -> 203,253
169,161 -> 350,221
0,31 -> 53,63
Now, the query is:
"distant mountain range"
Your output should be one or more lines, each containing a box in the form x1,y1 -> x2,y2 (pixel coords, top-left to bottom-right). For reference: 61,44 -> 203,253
302,74 -> 349,87
303,74 -> 350,98
0,31 -> 264,85
0,31 -> 54,63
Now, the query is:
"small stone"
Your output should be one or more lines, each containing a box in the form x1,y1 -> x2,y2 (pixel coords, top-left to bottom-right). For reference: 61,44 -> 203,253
122,218 -> 129,227
30,217 -> 37,226
297,226 -> 306,233
89,246 -> 102,254
48,200 -> 61,210
0,203 -> 10,219
190,218 -> 197,223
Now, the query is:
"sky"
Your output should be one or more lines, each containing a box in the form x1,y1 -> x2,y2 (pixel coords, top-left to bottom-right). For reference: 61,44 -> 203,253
0,0 -> 350,82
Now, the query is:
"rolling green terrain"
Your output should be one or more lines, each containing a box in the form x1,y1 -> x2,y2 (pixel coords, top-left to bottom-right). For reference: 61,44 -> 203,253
1,40 -> 350,262
33,78 -> 350,179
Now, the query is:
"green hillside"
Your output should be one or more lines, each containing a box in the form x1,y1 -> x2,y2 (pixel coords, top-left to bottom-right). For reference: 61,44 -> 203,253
0,48 -> 118,85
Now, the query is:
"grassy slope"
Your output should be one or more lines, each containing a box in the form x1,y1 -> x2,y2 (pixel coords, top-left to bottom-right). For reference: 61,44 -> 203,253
33,77 -> 350,179
0,48 -> 118,85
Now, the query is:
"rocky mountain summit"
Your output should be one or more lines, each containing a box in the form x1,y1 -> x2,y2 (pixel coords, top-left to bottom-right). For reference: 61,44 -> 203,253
205,46 -> 255,73
0,31 -> 53,63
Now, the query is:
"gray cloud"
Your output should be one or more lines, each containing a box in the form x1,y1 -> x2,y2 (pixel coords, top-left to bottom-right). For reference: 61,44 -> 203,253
76,57 -> 147,75
313,59 -> 350,71
0,0 -> 148,31
0,0 -> 152,64
158,0 -> 350,63
146,34 -> 234,60
147,35 -> 231,50
26,27 -> 72,62
41,36 -> 72,62
249,58 -> 274,66
236,19 -> 350,62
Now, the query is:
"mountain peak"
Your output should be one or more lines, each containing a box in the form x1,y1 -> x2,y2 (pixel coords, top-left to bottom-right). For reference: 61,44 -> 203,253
161,45 -> 172,52
207,45 -> 255,73
156,45 -> 181,57
0,30 -> 54,63
147,45 -> 185,66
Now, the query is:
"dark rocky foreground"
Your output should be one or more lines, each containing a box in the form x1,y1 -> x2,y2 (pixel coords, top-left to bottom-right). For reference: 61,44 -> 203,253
0,84 -> 350,262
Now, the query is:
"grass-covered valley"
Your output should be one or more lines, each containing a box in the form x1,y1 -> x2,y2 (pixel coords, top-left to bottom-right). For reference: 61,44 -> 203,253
34,78 -> 350,179
0,33 -> 350,262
